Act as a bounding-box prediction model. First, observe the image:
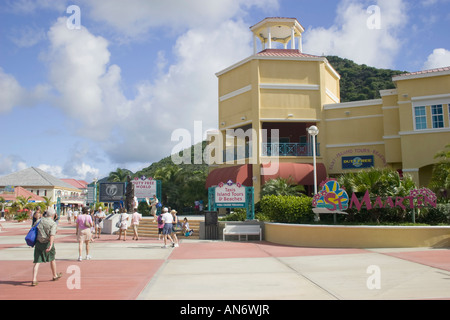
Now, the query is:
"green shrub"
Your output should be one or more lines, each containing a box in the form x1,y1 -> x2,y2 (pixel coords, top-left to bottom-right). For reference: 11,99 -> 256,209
417,204 -> 450,225
219,208 -> 270,222
260,195 -> 314,224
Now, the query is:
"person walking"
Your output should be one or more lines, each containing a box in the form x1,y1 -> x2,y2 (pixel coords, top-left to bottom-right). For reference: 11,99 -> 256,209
32,206 -> 42,227
117,208 -> 129,241
94,207 -> 106,239
170,210 -> 180,247
161,208 -> 175,248
131,208 -> 142,241
76,207 -> 93,261
31,206 -> 62,286
146,195 -> 159,221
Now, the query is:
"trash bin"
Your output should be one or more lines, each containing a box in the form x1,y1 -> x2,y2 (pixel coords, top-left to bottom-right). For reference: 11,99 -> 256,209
204,211 -> 218,240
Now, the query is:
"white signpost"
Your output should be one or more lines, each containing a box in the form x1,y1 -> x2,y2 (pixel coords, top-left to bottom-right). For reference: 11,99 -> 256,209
214,181 -> 246,208
132,177 -> 158,199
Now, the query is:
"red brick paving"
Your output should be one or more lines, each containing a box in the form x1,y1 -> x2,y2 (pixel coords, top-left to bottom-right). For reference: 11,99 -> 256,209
0,259 -> 164,300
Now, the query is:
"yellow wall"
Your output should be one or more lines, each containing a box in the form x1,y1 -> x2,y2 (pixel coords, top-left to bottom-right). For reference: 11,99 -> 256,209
259,60 -> 319,85
265,223 -> 450,248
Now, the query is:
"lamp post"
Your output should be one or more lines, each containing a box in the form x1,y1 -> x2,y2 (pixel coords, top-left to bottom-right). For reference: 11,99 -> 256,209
307,126 -> 319,195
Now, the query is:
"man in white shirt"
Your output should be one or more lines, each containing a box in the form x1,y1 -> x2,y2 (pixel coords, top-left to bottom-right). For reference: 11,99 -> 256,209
161,208 -> 176,248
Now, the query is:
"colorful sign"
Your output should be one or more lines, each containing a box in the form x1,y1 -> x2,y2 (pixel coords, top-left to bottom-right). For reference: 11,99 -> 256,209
208,180 -> 255,220
214,180 -> 246,208
313,179 -> 437,212
313,179 -> 349,211
342,155 -> 374,169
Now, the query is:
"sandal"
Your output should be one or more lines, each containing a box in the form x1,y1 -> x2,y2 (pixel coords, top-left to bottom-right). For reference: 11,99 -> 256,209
31,281 -> 38,286
52,273 -> 63,281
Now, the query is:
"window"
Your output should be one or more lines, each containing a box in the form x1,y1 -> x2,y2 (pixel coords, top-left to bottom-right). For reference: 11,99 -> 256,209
414,106 -> 427,130
431,104 -> 444,128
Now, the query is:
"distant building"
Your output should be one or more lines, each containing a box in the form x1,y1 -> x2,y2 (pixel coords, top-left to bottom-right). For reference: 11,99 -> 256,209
0,167 -> 85,209
205,17 -> 450,201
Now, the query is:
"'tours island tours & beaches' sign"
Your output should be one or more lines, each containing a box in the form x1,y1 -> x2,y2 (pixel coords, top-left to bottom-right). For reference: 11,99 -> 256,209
214,181 -> 246,208
208,180 -> 255,220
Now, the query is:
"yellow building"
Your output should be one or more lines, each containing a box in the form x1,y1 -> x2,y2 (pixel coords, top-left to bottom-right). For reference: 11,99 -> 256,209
205,17 -> 450,201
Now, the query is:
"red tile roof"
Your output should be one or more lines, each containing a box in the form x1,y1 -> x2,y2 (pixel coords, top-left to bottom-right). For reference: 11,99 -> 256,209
257,49 -> 321,59
61,179 -> 88,189
393,66 -> 450,79
0,186 -> 45,202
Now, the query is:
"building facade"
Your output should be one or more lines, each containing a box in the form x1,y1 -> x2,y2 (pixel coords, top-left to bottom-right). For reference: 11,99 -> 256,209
205,17 -> 450,201
0,167 -> 85,211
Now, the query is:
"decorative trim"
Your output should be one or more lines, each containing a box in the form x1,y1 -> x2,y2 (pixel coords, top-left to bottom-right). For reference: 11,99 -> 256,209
326,88 -> 340,103
260,83 -> 319,90
399,128 -> 450,135
324,99 -> 382,110
260,118 -> 321,122
219,85 -> 252,102
411,93 -> 450,102
383,135 -> 401,140
382,106 -> 399,110
325,114 -> 383,122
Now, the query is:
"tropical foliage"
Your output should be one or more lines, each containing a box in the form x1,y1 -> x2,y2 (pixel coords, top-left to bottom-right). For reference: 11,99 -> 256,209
260,194 -> 313,224
260,177 -> 305,198
108,168 -> 133,182
429,144 -> 450,201
326,56 -> 406,102
338,167 -> 416,198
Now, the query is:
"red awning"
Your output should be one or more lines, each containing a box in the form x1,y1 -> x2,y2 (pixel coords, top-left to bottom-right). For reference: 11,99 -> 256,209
261,162 -> 327,185
205,165 -> 253,188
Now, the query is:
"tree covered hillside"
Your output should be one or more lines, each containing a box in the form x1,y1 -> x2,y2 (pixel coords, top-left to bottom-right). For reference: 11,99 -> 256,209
326,56 -> 407,102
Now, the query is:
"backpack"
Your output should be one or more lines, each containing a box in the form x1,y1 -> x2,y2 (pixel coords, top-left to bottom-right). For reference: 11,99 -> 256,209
25,220 -> 41,247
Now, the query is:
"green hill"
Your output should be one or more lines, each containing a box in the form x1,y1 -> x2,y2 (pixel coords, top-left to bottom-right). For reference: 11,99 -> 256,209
326,56 -> 407,102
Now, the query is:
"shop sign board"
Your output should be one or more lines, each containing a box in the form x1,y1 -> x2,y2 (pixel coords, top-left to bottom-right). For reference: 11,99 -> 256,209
132,176 -> 159,199
342,155 -> 374,169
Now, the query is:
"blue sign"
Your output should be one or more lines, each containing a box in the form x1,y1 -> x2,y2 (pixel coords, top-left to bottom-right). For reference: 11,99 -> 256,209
342,155 -> 374,169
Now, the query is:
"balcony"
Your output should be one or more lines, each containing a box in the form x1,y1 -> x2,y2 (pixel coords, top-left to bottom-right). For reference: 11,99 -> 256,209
262,142 -> 320,157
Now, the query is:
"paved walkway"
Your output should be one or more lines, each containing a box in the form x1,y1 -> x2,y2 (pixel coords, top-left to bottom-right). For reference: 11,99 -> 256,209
0,219 -> 449,301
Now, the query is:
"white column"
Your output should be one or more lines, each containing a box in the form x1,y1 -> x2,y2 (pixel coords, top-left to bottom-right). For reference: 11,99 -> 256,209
291,27 -> 295,49
253,35 -> 257,55
298,35 -> 303,53
267,27 -> 272,49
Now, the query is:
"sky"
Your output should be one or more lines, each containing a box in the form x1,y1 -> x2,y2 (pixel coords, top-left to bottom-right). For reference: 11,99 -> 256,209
0,0 -> 449,183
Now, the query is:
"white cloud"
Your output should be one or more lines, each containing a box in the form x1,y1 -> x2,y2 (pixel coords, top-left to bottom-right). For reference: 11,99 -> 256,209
423,48 -> 450,69
0,154 -> 27,176
0,68 -> 25,113
81,0 -> 279,40
303,0 -> 408,68
3,1 -> 278,173
9,25 -> 47,48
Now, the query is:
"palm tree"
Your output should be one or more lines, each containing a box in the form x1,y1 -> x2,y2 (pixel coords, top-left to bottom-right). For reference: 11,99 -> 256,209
153,165 -> 185,208
260,177 -> 305,198
339,168 -> 415,198
429,144 -> 450,200
108,168 -> 133,182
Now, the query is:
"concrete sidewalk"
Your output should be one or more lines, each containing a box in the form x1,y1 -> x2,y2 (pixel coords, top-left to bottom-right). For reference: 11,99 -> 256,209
0,220 -> 449,300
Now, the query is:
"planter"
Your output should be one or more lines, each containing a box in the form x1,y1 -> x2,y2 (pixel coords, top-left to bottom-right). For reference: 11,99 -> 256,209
264,223 -> 450,248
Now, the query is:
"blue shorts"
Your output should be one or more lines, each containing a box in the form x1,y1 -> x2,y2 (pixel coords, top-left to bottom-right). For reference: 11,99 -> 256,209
163,223 -> 173,235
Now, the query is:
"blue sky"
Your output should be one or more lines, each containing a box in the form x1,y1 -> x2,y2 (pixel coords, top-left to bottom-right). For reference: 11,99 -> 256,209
0,0 -> 449,182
